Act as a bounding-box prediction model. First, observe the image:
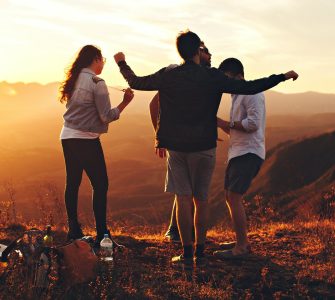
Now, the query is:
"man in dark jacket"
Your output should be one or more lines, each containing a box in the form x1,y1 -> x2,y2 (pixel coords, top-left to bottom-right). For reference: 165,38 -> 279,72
114,30 -> 298,266
150,41 -> 212,243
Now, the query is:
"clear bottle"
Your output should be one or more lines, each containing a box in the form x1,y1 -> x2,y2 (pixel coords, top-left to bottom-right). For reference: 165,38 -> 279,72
100,234 -> 114,262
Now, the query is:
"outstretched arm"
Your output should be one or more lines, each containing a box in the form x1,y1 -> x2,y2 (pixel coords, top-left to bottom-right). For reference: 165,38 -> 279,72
216,70 -> 298,95
114,52 -> 165,91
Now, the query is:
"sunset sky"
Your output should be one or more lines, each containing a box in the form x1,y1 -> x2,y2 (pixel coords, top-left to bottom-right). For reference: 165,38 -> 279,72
1,0 -> 334,93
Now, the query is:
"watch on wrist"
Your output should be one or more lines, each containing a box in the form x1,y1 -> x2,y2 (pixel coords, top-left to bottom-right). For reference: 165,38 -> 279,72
229,121 -> 235,129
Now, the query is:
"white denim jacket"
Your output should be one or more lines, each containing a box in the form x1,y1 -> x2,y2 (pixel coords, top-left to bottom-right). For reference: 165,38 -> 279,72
63,68 -> 120,133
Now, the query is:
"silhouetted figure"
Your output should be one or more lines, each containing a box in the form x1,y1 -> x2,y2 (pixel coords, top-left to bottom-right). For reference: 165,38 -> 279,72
114,30 -> 298,266
149,41 -> 212,242
214,58 -> 268,258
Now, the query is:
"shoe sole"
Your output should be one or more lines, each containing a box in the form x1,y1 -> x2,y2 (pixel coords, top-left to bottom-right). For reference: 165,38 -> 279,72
164,236 -> 181,243
214,251 -> 251,260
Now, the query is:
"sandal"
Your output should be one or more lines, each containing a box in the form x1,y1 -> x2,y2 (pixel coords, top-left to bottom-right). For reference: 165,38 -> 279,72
213,248 -> 251,260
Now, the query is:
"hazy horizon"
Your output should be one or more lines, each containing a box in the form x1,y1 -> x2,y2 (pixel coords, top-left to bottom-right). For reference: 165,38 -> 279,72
0,80 -> 334,222
1,1 -> 335,94
1,79 -> 335,96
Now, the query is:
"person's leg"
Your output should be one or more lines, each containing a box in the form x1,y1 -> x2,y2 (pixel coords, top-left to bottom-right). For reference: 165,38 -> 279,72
81,139 -> 109,239
217,189 -> 237,250
165,197 -> 180,241
226,190 -> 249,253
61,139 -> 84,239
169,198 -> 178,227
165,150 -> 193,249
176,195 -> 194,258
216,154 -> 263,256
188,148 -> 216,259
193,198 -> 208,258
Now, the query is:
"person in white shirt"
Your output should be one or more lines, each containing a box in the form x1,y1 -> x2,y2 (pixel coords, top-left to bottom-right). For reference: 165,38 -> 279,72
215,58 -> 266,258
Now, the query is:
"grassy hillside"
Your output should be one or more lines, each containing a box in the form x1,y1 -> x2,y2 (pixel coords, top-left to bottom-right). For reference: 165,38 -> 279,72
251,131 -> 335,194
1,81 -> 335,225
0,221 -> 334,299
244,131 -> 335,220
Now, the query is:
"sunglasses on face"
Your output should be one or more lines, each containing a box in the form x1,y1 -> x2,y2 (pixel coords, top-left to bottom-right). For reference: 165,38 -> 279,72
199,47 -> 210,55
97,57 -> 106,63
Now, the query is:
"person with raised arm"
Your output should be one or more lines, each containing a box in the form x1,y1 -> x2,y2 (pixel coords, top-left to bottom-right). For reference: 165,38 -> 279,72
114,30 -> 298,266
149,41 -> 212,243
214,58 -> 270,258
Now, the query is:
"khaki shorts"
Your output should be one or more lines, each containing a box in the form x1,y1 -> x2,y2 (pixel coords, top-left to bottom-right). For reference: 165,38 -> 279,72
165,148 -> 216,201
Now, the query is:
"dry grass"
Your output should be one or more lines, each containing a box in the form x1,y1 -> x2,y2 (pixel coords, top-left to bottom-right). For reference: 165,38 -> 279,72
1,219 -> 335,299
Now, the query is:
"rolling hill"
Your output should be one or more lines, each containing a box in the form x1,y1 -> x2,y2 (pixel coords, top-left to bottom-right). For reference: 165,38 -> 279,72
246,131 -> 335,220
0,81 -> 334,224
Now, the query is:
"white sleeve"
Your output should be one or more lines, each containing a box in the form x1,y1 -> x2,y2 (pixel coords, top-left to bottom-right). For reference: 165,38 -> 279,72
241,94 -> 264,132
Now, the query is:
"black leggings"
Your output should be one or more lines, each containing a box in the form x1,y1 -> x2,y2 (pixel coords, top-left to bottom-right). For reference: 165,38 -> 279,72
61,138 -> 108,236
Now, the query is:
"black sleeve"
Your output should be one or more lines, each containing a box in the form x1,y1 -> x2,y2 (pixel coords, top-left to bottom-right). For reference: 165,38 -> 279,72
117,61 -> 166,91
212,69 -> 286,95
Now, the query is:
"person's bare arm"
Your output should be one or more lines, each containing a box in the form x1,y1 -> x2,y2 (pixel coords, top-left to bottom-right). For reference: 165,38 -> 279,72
217,118 -> 257,134
217,117 -> 230,135
149,92 -> 160,131
229,121 -> 247,132
116,88 -> 134,113
149,92 -> 166,158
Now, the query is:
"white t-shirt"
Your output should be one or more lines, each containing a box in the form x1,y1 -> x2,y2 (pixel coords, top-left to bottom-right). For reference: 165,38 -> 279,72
228,92 -> 266,162
60,126 -> 100,139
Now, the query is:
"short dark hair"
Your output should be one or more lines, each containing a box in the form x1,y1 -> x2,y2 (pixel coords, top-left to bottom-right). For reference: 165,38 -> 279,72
219,58 -> 244,77
176,30 -> 201,61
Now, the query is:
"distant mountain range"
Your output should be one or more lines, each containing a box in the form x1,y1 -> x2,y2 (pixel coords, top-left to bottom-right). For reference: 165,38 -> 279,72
1,81 -> 335,118
0,81 -> 334,224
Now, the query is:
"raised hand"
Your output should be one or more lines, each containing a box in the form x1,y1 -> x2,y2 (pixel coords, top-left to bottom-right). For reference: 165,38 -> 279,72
123,88 -> 134,104
114,52 -> 126,64
284,70 -> 299,81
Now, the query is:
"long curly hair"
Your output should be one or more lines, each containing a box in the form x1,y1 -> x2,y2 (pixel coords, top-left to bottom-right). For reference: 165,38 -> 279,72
59,45 -> 102,103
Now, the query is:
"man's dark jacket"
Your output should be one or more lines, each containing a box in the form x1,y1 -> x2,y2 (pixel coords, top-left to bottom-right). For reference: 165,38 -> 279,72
117,60 -> 286,152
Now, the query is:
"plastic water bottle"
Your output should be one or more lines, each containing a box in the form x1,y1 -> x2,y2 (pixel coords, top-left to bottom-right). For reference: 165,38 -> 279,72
100,234 -> 113,262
